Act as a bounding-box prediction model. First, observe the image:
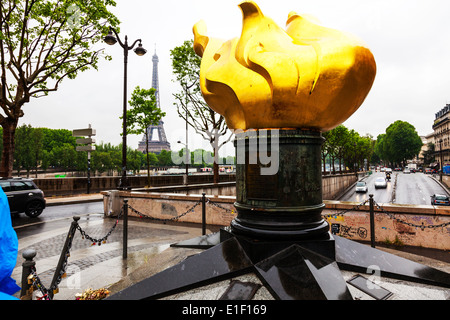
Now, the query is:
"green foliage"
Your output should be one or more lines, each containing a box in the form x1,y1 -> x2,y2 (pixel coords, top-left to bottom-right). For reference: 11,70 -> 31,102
322,125 -> 374,172
422,142 -> 435,166
123,86 -> 165,136
0,0 -> 120,176
123,86 -> 166,185
374,120 -> 423,166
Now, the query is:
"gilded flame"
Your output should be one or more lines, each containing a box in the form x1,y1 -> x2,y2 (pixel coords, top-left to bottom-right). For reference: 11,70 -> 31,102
193,1 -> 376,131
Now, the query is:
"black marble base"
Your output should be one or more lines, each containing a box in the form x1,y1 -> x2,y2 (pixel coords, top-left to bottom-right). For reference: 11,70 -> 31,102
108,229 -> 450,300
335,235 -> 450,288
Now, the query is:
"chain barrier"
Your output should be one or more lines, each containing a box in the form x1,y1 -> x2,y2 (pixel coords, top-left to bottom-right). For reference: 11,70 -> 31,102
321,197 -> 450,230
76,206 -> 123,246
26,207 -> 124,300
29,266 -> 51,300
206,198 -> 235,214
373,199 -> 450,230
322,199 -> 370,219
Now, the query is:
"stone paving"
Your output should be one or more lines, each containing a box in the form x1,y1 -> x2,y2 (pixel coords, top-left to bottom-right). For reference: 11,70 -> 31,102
11,210 -> 215,300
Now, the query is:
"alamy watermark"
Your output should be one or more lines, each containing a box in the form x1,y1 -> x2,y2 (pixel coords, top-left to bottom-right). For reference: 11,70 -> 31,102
171,128 -> 280,176
66,4 -> 81,30
366,265 -> 382,289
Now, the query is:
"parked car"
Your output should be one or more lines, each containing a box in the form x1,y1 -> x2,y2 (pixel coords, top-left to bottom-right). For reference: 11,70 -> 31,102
430,194 -> 450,206
0,177 -> 46,217
374,177 -> 387,189
355,181 -> 368,193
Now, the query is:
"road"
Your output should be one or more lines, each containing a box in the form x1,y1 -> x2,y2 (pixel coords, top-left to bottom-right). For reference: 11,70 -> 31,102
12,201 -> 104,230
339,171 -> 449,205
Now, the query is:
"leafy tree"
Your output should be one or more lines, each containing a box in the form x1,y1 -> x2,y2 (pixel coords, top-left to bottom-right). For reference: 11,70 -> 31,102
92,142 -> 118,176
374,133 -> 391,166
14,124 -> 43,176
325,125 -> 351,173
323,125 -> 375,174
157,149 -> 173,167
355,134 -> 374,171
379,120 -> 423,167
0,0 -> 119,177
126,148 -> 144,175
422,142 -> 435,166
170,39 -> 232,183
93,142 -> 121,175
321,130 -> 332,173
123,86 -> 165,186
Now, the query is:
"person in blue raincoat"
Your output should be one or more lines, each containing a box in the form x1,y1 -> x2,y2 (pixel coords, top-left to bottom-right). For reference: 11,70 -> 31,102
0,187 -> 20,300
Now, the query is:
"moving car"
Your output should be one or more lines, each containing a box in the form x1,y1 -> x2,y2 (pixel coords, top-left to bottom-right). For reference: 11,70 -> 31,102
403,168 -> 410,174
355,181 -> 368,193
0,177 -> 46,217
374,177 -> 387,189
430,194 -> 450,206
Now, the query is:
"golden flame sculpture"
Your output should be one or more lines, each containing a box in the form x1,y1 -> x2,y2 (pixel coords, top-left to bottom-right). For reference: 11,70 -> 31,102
193,1 -> 376,131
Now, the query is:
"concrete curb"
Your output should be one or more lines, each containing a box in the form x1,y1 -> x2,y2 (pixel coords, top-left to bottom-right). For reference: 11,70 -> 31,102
45,194 -> 103,206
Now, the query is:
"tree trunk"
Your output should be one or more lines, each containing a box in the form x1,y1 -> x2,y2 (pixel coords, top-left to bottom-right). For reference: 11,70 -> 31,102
213,162 -> 219,184
0,118 -> 18,178
212,138 -> 220,184
145,128 -> 150,187
322,153 -> 327,173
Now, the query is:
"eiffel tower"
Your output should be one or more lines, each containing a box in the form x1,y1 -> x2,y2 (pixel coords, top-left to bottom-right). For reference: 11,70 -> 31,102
137,48 -> 171,154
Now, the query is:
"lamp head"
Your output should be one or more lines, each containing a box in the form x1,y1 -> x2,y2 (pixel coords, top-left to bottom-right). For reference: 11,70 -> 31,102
134,42 -> 147,56
103,29 -> 117,45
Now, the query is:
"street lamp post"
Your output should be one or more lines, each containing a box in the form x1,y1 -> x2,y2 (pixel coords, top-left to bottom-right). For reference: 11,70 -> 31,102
439,138 -> 443,182
104,28 -> 147,190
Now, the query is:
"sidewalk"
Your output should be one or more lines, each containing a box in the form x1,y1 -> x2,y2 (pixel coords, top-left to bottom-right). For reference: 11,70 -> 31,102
45,193 -> 104,206
11,193 -> 450,300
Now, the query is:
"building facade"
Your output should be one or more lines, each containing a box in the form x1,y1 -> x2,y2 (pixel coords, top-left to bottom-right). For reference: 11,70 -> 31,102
432,104 -> 450,167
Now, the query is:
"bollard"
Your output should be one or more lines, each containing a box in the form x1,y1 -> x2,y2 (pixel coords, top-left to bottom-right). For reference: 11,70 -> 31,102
123,199 -> 128,259
369,194 -> 375,248
20,248 -> 37,300
202,193 -> 206,235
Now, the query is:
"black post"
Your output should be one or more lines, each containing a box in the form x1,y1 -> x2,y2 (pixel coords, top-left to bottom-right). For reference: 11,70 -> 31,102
201,193 -> 206,235
119,36 -> 129,190
20,248 -> 37,300
123,199 -> 128,259
369,194 -> 375,248
49,216 -> 80,299
87,151 -> 91,194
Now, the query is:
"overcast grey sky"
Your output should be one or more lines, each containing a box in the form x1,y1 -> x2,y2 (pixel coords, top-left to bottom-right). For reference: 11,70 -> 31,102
21,0 -> 450,155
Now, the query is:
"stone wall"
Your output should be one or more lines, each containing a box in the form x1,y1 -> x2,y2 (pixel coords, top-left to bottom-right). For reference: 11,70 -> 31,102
103,191 -> 450,250
34,171 -> 357,198
34,174 -> 236,196
322,173 -> 358,200
324,201 -> 450,250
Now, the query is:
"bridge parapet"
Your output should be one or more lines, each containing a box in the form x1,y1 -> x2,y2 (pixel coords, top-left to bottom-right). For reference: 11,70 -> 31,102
103,191 -> 450,250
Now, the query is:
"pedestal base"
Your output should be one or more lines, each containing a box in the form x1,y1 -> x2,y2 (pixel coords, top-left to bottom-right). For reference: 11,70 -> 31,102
108,230 -> 450,300
107,128 -> 450,299
232,129 -> 329,240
